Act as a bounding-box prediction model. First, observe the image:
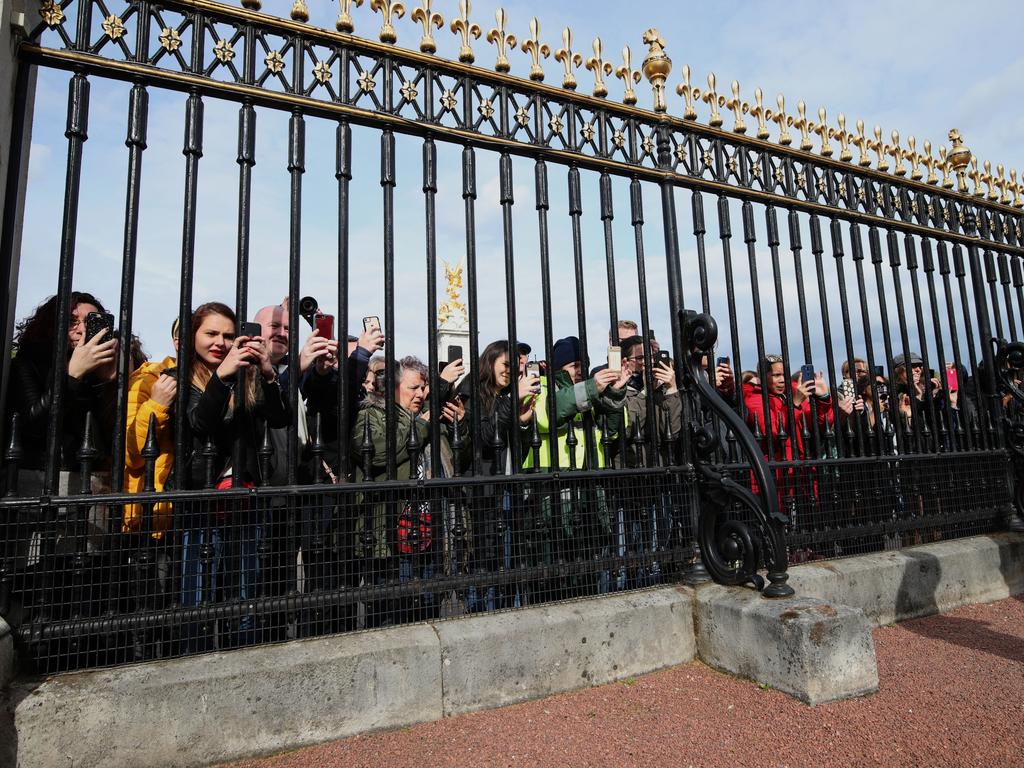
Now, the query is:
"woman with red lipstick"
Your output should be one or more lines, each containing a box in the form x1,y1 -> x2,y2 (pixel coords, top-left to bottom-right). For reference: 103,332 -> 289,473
180,302 -> 289,651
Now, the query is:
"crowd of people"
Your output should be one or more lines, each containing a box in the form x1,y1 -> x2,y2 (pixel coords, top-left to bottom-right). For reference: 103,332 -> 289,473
0,290 -> 1002,638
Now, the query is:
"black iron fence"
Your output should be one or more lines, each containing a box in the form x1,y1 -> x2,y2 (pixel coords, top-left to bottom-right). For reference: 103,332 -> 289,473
0,0 -> 1022,675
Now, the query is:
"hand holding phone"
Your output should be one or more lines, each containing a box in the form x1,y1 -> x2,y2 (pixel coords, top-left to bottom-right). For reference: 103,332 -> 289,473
607,345 -> 622,372
362,316 -> 381,334
85,311 -> 115,343
446,345 -> 463,363
239,321 -> 262,340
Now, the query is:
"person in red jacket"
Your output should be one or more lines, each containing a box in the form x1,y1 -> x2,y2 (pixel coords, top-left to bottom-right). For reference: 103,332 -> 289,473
742,355 -> 835,522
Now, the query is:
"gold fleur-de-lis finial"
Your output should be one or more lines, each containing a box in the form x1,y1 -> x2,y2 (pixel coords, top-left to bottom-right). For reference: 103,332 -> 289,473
813,107 -> 832,156
906,135 -> 922,180
768,94 -> 793,146
725,80 -> 747,134
700,73 -> 724,127
791,101 -> 813,151
554,27 -> 583,90
675,64 -> 698,120
641,28 -> 671,113
290,0 -> 309,22
871,125 -> 889,171
336,0 -> 363,33
747,87 -> 770,139
615,45 -> 642,106
969,157 -> 984,197
486,8 -> 517,73
370,0 -> 405,44
983,160 -> 998,200
939,145 -> 954,189
888,130 -> 906,176
853,119 -> 870,166
585,37 -> 613,98
997,165 -> 1011,204
411,0 -> 444,54
520,17 -> 550,82
833,113 -> 852,161
450,0 -> 481,63
921,140 -> 938,184
1011,170 -> 1023,207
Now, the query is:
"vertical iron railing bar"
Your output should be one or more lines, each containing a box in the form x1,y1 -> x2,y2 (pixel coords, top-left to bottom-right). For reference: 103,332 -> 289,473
998,252 -> 1017,342
741,200 -> 771,457
919,237 -> 959,451
786,208 -> 823,459
902,233 -> 941,452
499,152 -> 522,472
691,190 -> 711,315
111,80 -> 149,495
285,108 -> 304,485
381,128 -> 397,479
1013,253 -> 1024,342
232,100 -> 256,487
952,243 -> 986,449
808,215 -> 845,456
765,206 -> 800,467
335,120 -> 353,478
964,214 -> 1003,449
567,165 -> 596,468
979,222 -> 1005,343
463,145 -> 484,476
630,178 -> 659,467
43,70 -> 90,495
599,172 -> 620,355
865,225 -> 906,455
937,240 -> 972,450
422,137 -> 442,479
715,195 -> 743,419
534,158 -> 559,473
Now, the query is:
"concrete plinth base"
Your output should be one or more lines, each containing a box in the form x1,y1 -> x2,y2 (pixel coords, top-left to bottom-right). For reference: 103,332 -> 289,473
695,585 -> 878,705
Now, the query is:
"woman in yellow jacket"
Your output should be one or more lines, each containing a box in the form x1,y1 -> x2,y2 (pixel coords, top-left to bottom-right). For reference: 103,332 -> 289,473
124,323 -> 178,535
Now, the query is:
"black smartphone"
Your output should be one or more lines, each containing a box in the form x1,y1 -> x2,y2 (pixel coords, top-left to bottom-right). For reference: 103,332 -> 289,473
716,356 -> 729,367
447,344 -> 463,362
874,365 -> 884,377
85,311 -> 115,342
239,321 -> 262,339
657,350 -> 671,366
929,368 -> 937,381
161,366 -> 177,378
800,364 -> 815,384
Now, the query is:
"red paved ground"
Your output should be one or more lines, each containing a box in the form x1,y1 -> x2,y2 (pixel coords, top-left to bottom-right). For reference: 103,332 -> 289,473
226,596 -> 1024,768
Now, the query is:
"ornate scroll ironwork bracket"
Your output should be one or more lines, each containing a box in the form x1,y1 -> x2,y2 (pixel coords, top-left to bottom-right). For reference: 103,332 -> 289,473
680,309 -> 794,598
993,337 -> 1024,533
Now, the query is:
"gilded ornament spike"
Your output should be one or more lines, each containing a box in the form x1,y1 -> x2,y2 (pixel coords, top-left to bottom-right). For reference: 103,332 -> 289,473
701,73 -> 724,128
767,94 -> 793,146
520,17 -> 550,82
939,146 -> 954,189
411,0 -> 444,54
641,29 -> 672,113
997,165 -> 1011,204
969,158 -> 984,197
615,46 -> 642,106
813,107 -> 832,157
888,130 -> 906,176
554,27 -> 583,91
906,135 -> 922,180
486,8 -> 517,73
922,140 -> 938,184
871,125 -> 889,171
450,0 -> 482,64
946,129 -> 972,193
833,112 -> 852,162
748,87 -> 770,140
982,160 -> 998,200
585,38 -> 613,98
726,80 -> 747,134
336,0 -> 363,33
854,119 -> 870,167
1011,170 -> 1023,208
370,0 -> 405,44
241,0 -> 261,10
792,101 -> 813,151
675,64 -> 698,120
290,0 -> 309,22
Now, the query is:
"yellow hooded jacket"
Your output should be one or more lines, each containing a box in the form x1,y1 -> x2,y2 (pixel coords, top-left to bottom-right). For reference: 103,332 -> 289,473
124,356 -> 176,534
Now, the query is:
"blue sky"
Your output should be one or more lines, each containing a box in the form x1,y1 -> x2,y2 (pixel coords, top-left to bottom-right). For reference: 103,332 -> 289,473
18,0 -> 1024,375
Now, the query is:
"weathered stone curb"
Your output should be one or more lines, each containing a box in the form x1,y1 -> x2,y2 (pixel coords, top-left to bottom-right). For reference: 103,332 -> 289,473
787,532 -> 1024,626
436,587 -> 695,716
694,585 -> 878,705
0,616 -> 12,690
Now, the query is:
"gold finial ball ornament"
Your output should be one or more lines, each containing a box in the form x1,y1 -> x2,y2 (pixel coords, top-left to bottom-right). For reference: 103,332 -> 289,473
291,0 -> 309,22
241,0 -> 262,10
640,29 -> 671,113
947,129 -> 972,172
